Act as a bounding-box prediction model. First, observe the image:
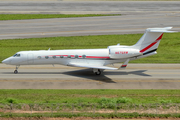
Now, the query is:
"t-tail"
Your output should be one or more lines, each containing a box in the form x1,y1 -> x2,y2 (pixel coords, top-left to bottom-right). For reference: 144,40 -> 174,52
132,27 -> 176,56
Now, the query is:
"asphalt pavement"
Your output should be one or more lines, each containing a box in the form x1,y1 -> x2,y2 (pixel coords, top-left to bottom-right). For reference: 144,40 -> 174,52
0,1 -> 179,39
1,64 -> 180,89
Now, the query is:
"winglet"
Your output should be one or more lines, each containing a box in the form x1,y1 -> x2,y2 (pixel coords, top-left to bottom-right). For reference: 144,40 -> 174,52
119,59 -> 129,69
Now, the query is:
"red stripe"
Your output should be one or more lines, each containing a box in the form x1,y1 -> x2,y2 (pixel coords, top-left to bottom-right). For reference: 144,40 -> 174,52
121,65 -> 127,67
86,56 -> 110,59
140,42 -> 157,52
156,33 -> 163,41
71,55 -> 75,57
140,34 -> 163,53
46,55 -> 109,59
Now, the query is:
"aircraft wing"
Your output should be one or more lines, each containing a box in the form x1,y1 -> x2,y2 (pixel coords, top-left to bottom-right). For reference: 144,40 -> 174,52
67,63 -> 118,70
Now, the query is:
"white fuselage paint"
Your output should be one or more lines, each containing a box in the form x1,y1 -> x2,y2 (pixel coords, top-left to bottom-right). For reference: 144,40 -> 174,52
3,47 -> 144,66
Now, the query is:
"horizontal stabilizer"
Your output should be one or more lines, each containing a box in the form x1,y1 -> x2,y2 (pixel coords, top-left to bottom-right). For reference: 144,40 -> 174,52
68,63 -> 118,70
147,27 -> 177,33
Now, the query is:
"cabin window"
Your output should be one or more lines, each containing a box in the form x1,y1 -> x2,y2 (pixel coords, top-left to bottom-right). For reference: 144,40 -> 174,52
37,56 -> 41,59
53,56 -> 56,59
67,55 -> 71,58
75,55 -> 78,58
82,55 -> 86,59
60,55 -> 64,58
45,56 -> 49,59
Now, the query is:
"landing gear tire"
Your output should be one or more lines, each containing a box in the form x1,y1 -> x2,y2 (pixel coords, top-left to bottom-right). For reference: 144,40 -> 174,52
14,65 -> 20,74
14,70 -> 18,74
95,69 -> 101,75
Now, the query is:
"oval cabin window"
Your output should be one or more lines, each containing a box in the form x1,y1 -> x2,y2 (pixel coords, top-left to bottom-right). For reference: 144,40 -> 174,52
67,55 -> 71,58
53,56 -> 56,59
75,55 -> 78,58
82,55 -> 86,59
45,56 -> 49,59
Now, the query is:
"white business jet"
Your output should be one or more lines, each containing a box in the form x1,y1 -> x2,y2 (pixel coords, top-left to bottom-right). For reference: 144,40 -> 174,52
2,27 -> 176,75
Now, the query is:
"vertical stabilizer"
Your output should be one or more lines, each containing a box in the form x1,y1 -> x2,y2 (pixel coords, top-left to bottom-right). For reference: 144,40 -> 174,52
132,27 -> 176,54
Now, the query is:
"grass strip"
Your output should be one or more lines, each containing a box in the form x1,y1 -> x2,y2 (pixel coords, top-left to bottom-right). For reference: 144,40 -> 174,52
0,14 -> 120,20
1,112 -> 180,118
0,90 -> 180,104
0,103 -> 179,113
1,32 -> 180,63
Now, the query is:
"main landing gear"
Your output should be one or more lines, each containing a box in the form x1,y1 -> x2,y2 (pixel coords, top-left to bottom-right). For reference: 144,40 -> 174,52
93,69 -> 102,75
14,65 -> 20,74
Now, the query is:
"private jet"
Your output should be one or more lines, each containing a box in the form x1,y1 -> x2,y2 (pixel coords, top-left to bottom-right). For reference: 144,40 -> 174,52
2,27 -> 176,75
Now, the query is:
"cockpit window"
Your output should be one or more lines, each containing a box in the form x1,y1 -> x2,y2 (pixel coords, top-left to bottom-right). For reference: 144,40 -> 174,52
13,54 -> 20,57
13,54 -> 17,57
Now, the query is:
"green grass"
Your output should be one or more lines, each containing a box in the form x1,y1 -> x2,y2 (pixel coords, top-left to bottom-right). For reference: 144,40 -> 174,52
0,14 -> 120,20
1,112 -> 180,118
0,90 -> 180,104
1,90 -> 180,118
1,32 -> 180,63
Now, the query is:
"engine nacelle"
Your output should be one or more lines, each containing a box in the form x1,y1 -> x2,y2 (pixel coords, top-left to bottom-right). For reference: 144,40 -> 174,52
109,48 -> 142,59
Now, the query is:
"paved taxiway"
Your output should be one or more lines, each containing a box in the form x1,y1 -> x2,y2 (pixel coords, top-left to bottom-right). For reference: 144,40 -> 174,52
0,1 -> 180,89
0,64 -> 180,89
0,1 -> 180,39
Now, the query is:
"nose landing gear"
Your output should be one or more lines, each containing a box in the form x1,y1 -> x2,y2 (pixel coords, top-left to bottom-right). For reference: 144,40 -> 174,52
14,65 -> 20,74
14,70 -> 18,74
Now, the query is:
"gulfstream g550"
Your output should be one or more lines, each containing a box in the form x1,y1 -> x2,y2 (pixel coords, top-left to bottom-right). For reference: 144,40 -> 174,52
2,27 -> 176,75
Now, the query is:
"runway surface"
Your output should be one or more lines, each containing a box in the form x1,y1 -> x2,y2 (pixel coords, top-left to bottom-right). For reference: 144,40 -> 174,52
0,1 -> 180,89
0,1 -> 180,14
0,1 -> 180,39
1,64 -> 180,89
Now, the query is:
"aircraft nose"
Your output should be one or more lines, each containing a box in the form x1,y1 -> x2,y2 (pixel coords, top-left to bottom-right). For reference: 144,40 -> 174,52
2,59 -> 7,64
2,58 -> 11,64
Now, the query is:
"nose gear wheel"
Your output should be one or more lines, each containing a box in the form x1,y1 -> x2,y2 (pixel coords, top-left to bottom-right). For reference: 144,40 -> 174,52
14,65 -> 20,74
